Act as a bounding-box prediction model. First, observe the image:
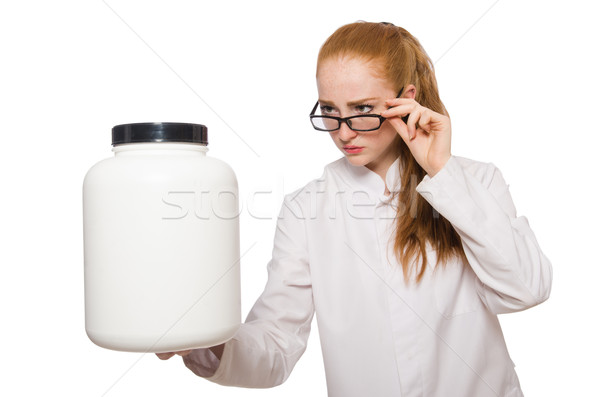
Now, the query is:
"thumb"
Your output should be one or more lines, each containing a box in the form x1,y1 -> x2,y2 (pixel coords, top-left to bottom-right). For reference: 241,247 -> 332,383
156,352 -> 176,360
388,117 -> 412,143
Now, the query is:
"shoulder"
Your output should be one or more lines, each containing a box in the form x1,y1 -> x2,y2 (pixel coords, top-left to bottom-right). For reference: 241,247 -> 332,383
451,155 -> 506,188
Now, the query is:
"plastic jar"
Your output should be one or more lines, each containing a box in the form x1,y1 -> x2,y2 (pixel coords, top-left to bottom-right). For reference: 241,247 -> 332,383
83,122 -> 241,353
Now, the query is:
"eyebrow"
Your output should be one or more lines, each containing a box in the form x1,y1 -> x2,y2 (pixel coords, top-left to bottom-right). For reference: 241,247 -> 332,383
318,97 -> 380,107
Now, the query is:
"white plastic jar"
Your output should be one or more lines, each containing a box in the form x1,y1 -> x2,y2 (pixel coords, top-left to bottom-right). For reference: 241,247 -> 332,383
83,122 -> 241,353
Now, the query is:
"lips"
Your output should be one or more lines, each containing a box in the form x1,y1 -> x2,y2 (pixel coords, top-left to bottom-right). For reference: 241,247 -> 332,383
343,145 -> 364,154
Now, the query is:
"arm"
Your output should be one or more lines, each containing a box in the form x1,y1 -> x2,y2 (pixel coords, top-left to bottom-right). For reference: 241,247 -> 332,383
416,156 -> 553,314
183,193 -> 314,387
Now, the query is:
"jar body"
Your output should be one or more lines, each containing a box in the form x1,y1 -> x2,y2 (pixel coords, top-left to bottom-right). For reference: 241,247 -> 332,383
83,143 -> 240,353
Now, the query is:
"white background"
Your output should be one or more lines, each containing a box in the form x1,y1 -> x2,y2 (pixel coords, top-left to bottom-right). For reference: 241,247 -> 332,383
1,0 -> 598,395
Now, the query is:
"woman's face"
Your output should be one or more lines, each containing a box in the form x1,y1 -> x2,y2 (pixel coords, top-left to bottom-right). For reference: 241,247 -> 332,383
316,56 -> 401,176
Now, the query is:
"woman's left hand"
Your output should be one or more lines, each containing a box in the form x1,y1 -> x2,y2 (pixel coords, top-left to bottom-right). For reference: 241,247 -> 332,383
381,98 -> 452,177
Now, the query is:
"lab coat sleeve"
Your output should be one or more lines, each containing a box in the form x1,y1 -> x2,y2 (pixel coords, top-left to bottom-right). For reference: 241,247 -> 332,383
415,156 -> 553,314
183,192 -> 314,387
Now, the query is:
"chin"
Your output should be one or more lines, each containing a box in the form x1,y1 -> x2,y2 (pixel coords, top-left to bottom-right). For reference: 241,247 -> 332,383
344,153 -> 370,167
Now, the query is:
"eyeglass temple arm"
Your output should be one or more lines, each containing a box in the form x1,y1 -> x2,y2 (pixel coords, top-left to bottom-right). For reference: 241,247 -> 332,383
393,87 -> 410,124
310,101 -> 319,116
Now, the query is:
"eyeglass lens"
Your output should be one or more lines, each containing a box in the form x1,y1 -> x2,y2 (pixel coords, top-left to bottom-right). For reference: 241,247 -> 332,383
312,116 -> 381,132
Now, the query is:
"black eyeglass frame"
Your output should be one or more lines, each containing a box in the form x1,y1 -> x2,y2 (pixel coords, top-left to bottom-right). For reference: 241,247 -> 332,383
309,87 -> 407,132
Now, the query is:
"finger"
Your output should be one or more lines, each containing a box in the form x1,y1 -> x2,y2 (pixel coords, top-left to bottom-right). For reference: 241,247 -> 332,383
176,350 -> 193,357
382,110 -> 410,125
418,109 -> 440,134
406,107 -> 425,140
384,97 -> 414,106
381,101 -> 413,116
156,352 -> 176,360
381,104 -> 412,125
381,107 -> 409,120
387,117 -> 412,145
417,109 -> 431,130
384,102 -> 424,139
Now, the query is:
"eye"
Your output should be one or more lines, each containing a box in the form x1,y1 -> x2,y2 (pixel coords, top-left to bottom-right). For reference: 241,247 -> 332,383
355,104 -> 374,114
320,105 -> 338,116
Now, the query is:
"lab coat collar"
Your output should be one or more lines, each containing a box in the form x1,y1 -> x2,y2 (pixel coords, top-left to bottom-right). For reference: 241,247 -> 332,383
341,156 -> 401,198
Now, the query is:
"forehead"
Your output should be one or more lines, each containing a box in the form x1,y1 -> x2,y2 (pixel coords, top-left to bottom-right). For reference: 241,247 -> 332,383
316,56 -> 394,99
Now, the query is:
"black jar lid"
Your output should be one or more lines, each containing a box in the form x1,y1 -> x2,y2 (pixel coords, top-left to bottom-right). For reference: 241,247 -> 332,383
112,122 -> 208,146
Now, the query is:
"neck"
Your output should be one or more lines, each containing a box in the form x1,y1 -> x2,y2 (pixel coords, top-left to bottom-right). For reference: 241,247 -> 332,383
365,148 -> 400,186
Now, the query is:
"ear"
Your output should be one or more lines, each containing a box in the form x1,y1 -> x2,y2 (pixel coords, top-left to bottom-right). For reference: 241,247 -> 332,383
403,84 -> 417,99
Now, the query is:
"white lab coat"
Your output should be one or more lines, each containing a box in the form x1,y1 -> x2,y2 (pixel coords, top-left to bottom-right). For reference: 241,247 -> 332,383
183,155 -> 553,397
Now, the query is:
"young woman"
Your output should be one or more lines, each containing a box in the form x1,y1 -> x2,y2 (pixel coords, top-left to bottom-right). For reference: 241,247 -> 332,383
158,21 -> 552,397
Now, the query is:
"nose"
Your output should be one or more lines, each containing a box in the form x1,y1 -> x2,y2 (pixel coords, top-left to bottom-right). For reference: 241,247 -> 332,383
337,121 -> 358,141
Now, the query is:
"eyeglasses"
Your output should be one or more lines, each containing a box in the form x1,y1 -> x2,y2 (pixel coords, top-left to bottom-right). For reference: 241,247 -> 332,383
309,87 -> 405,132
